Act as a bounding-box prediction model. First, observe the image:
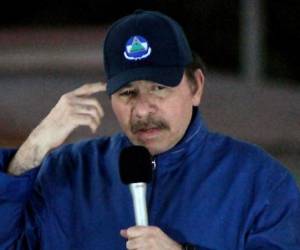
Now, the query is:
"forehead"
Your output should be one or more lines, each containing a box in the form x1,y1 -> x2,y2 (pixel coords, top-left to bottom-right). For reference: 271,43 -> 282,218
121,80 -> 166,89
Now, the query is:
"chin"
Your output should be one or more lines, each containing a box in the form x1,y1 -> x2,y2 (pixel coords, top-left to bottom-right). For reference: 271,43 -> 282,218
145,143 -> 174,156
128,134 -> 175,156
130,141 -> 164,156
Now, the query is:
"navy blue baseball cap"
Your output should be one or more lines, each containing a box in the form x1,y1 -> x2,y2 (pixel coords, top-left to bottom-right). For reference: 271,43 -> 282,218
103,9 -> 193,95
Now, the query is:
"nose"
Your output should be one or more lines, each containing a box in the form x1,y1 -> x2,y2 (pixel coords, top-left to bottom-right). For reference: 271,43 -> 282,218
131,93 -> 156,119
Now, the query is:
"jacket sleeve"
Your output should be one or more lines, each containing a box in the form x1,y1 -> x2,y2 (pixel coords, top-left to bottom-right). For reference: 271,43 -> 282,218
245,171 -> 300,249
0,148 -> 40,249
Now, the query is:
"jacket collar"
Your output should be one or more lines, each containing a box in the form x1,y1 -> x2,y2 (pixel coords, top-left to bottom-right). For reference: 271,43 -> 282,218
153,108 -> 208,170
122,108 -> 208,171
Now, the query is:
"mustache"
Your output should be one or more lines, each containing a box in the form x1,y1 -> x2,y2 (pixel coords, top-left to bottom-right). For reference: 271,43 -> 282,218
130,116 -> 169,134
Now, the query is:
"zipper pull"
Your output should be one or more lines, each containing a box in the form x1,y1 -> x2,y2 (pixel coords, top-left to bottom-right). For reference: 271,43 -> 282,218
151,160 -> 157,170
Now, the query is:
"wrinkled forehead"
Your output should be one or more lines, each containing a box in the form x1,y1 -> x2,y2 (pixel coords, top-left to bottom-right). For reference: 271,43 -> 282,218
119,80 -> 166,89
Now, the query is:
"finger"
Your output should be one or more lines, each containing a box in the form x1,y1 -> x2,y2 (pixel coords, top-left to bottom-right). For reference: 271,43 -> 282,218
72,97 -> 104,118
126,238 -> 146,250
73,82 -> 107,96
74,105 -> 101,124
125,226 -> 151,238
71,113 -> 100,133
120,229 -> 128,239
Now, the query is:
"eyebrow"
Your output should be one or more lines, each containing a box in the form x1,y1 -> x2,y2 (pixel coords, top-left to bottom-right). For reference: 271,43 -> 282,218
119,81 -> 168,92
121,84 -> 133,89
118,83 -> 136,91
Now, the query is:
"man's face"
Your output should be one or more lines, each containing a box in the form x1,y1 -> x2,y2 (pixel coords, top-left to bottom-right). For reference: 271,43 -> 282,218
111,72 -> 203,155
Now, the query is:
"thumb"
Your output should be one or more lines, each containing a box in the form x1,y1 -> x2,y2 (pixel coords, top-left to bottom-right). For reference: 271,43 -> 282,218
120,229 -> 128,239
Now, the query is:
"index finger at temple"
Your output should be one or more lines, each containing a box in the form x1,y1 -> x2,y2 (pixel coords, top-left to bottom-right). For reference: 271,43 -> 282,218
73,82 -> 107,96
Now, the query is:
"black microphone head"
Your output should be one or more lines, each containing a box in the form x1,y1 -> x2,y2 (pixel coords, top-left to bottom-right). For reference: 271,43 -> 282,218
119,146 -> 153,184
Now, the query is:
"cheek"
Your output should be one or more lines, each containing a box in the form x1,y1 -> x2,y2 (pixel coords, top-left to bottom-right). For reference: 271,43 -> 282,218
164,98 -> 193,130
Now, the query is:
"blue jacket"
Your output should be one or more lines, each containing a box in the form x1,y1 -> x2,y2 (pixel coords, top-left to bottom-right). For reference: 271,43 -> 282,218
0,112 -> 299,249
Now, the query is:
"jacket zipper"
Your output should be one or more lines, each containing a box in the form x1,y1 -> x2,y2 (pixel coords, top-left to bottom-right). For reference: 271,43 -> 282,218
147,158 -> 157,224
152,159 -> 157,170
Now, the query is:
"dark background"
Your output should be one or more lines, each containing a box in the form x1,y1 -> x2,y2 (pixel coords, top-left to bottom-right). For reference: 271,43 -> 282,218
0,0 -> 299,82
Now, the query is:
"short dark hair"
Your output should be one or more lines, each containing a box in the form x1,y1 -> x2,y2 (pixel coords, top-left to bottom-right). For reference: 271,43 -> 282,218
185,51 -> 206,77
185,51 -> 206,91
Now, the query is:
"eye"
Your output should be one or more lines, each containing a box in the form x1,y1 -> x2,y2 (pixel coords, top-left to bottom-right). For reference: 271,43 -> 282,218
119,89 -> 137,97
152,85 -> 166,91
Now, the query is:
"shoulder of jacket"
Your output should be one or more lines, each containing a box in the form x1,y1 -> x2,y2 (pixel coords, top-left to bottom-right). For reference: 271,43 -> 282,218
205,131 -> 290,177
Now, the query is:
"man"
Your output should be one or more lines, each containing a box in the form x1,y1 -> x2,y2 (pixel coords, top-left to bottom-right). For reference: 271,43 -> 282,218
0,9 -> 299,250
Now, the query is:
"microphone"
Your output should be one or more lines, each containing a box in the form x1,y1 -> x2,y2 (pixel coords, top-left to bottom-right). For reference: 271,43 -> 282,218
119,146 -> 153,226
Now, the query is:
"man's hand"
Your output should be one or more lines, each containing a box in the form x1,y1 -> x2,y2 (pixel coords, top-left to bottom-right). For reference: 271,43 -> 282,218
7,82 -> 106,175
120,226 -> 182,250
32,82 -> 106,149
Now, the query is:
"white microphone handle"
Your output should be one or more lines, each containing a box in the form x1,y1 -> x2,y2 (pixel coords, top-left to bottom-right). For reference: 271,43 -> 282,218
129,183 -> 148,226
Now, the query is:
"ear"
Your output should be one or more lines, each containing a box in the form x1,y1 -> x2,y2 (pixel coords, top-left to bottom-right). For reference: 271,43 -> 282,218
191,69 -> 205,106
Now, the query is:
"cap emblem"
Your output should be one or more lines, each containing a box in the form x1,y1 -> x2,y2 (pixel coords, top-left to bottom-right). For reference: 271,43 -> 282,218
124,35 -> 151,61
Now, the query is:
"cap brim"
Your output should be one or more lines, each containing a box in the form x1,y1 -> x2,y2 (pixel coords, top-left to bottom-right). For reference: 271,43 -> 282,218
107,66 -> 184,95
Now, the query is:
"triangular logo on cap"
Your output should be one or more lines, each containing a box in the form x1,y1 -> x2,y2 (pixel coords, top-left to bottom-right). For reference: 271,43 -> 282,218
130,37 -> 146,52
124,35 -> 151,61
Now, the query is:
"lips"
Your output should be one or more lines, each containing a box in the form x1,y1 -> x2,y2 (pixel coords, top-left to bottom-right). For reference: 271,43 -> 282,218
130,116 -> 170,143
135,127 -> 162,141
